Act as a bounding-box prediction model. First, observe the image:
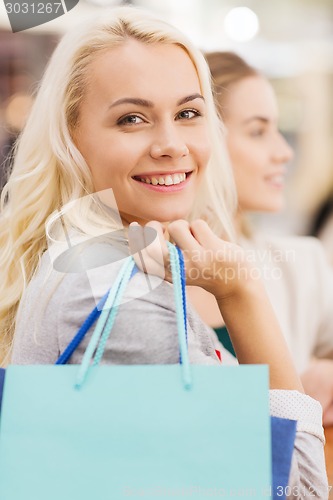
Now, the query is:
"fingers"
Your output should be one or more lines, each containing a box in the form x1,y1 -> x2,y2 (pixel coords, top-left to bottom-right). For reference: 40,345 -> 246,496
128,221 -> 169,280
168,219 -> 225,252
145,221 -> 169,261
129,219 -> 214,262
167,220 -> 202,254
143,221 -> 169,277
189,219 -> 221,248
128,222 -> 146,257
166,220 -> 210,288
128,219 -> 231,290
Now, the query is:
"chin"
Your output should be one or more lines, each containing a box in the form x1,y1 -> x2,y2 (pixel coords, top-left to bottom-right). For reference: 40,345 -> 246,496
128,210 -> 190,226
244,197 -> 285,214
156,213 -> 189,223
265,200 -> 285,213
256,205 -> 283,213
149,207 -> 191,223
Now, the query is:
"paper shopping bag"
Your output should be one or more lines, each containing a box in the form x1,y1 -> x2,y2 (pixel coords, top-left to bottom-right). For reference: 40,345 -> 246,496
271,416 -> 297,499
0,364 -> 271,499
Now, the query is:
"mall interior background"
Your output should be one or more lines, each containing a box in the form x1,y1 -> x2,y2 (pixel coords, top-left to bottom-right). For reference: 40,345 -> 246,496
0,0 -> 332,236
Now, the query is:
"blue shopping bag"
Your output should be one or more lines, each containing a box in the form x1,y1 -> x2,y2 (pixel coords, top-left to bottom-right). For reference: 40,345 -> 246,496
0,364 -> 271,499
271,416 -> 296,499
0,367 -> 297,499
0,247 -> 272,499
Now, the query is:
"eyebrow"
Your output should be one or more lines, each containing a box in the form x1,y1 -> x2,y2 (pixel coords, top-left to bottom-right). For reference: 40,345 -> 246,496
178,93 -> 205,106
242,117 -> 271,125
108,93 -> 205,109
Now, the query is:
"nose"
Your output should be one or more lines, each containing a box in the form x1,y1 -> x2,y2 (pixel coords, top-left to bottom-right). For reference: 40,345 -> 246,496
150,123 -> 189,160
273,132 -> 294,164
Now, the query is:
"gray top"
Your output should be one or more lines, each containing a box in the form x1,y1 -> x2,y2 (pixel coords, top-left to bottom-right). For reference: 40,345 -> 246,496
12,251 -> 228,366
11,251 -> 329,498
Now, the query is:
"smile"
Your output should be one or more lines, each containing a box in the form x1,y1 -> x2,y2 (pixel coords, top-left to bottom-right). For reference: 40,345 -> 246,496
265,175 -> 285,187
132,171 -> 193,193
133,172 -> 191,186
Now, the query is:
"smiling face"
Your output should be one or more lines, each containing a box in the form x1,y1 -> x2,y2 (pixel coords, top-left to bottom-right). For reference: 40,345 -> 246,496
74,39 -> 211,225
223,76 -> 294,213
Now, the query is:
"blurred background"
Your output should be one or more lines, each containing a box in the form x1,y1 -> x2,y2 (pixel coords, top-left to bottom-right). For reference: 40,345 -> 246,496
0,0 -> 333,239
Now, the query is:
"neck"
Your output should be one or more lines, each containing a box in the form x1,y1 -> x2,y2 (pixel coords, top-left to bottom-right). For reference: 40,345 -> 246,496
234,208 -> 253,241
234,213 -> 242,239
234,209 -> 243,238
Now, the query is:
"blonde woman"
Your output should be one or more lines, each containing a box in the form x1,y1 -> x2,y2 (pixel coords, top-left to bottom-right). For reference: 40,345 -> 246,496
190,51 -> 333,425
0,8 -> 328,496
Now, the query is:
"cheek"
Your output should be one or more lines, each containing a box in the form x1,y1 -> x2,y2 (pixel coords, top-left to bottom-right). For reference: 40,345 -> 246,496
232,166 -> 249,198
87,139 -> 138,181
227,136 -> 249,168
228,138 -> 265,178
193,131 -> 212,170
227,143 -> 262,199
199,143 -> 211,170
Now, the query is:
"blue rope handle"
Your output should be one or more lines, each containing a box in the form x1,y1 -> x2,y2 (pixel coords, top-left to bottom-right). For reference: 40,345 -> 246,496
167,243 -> 192,390
55,293 -> 108,365
75,257 -> 135,388
92,259 -> 135,366
55,265 -> 139,366
176,245 -> 188,345
69,245 -> 190,389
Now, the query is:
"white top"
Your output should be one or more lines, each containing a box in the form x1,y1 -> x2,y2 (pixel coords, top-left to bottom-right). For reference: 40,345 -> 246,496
241,234 -> 333,374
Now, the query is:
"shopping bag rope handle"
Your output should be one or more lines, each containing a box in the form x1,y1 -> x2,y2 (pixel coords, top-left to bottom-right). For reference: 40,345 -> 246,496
56,247 -> 188,367
55,294 -> 109,365
75,256 -> 135,387
55,262 -> 135,366
168,243 -> 191,388
74,244 -> 191,390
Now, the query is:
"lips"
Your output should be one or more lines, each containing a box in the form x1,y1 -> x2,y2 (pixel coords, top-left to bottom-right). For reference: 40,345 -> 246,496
264,169 -> 286,187
264,174 -> 285,187
132,171 -> 193,192
133,171 -> 192,186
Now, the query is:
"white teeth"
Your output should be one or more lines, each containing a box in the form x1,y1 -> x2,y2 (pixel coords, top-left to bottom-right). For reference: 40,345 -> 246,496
268,175 -> 284,184
164,175 -> 173,186
138,172 -> 189,185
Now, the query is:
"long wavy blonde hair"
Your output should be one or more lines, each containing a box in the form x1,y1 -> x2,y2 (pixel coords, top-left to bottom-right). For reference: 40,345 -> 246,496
0,6 -> 236,365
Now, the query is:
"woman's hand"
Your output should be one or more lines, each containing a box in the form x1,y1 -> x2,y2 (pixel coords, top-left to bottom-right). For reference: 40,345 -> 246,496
128,218 -> 303,391
129,219 -> 253,300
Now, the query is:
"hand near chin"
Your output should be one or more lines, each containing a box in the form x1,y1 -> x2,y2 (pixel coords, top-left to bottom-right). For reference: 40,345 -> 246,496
128,219 -> 256,301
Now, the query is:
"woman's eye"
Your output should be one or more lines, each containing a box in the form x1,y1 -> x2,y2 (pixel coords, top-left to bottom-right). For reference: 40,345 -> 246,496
176,109 -> 201,120
117,114 -> 144,126
249,128 -> 265,137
